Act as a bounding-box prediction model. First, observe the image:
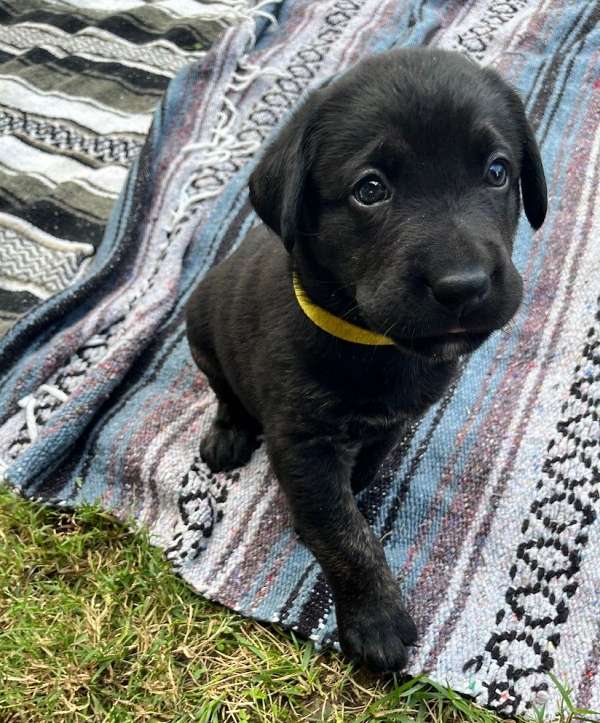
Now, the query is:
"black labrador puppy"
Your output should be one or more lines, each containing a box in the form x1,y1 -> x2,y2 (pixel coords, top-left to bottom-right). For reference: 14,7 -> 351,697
186,48 -> 547,671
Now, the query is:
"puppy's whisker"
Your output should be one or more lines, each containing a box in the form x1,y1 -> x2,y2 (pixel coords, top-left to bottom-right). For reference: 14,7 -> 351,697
382,319 -> 400,337
339,304 -> 363,321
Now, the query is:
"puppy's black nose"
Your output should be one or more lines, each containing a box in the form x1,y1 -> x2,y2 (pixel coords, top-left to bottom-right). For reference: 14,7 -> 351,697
430,269 -> 491,313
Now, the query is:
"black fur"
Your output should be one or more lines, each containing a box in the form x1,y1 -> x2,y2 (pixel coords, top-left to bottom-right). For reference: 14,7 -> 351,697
186,48 -> 547,671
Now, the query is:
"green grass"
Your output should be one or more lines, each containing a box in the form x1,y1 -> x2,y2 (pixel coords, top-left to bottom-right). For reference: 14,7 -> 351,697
0,484 -> 596,722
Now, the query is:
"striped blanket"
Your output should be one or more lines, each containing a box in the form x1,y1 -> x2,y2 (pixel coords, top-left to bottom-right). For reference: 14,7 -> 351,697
0,0 -> 238,335
1,1 -> 599,718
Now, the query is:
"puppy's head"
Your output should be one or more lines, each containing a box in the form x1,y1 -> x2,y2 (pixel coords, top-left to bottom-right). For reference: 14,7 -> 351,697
249,49 -> 547,361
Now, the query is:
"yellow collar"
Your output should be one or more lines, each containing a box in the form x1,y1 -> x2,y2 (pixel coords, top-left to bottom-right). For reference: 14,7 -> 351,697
292,273 -> 395,346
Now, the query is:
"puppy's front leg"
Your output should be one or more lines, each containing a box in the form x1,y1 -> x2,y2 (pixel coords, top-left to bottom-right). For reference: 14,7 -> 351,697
351,429 -> 404,494
268,434 -> 417,671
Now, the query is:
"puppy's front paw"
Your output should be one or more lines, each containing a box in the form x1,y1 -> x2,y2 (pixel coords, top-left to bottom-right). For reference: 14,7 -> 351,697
337,594 -> 417,672
200,421 -> 258,472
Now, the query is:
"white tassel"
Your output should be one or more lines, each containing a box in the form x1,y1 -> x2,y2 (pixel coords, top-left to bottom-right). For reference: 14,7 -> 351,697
17,384 -> 68,443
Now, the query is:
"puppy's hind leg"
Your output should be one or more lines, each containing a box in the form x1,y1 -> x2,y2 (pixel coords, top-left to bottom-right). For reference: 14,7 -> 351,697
193,352 -> 261,472
202,375 -> 261,472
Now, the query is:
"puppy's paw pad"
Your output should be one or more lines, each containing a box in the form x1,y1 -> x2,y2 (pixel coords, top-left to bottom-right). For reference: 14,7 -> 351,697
200,423 -> 259,472
338,600 -> 417,672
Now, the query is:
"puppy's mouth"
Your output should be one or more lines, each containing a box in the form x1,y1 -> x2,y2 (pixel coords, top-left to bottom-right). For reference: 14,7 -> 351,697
390,328 -> 491,360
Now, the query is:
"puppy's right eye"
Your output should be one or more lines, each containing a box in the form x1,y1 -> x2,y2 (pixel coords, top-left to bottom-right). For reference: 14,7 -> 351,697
353,174 -> 390,206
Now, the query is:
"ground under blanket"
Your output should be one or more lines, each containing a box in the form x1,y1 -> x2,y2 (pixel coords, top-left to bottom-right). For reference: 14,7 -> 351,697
1,0 -> 599,718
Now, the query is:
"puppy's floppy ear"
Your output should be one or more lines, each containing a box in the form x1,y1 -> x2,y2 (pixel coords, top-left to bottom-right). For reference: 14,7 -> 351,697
486,70 -> 548,231
520,118 -> 547,230
249,93 -> 321,252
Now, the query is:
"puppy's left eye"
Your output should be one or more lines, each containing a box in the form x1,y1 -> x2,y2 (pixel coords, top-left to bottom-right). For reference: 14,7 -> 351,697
353,174 -> 390,205
486,159 -> 509,187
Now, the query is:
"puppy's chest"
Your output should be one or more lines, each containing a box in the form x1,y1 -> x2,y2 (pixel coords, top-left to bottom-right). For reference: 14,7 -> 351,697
337,380 -> 434,428
332,372 -> 451,440
338,396 -> 409,439
308,358 -> 455,440
345,409 -> 404,439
